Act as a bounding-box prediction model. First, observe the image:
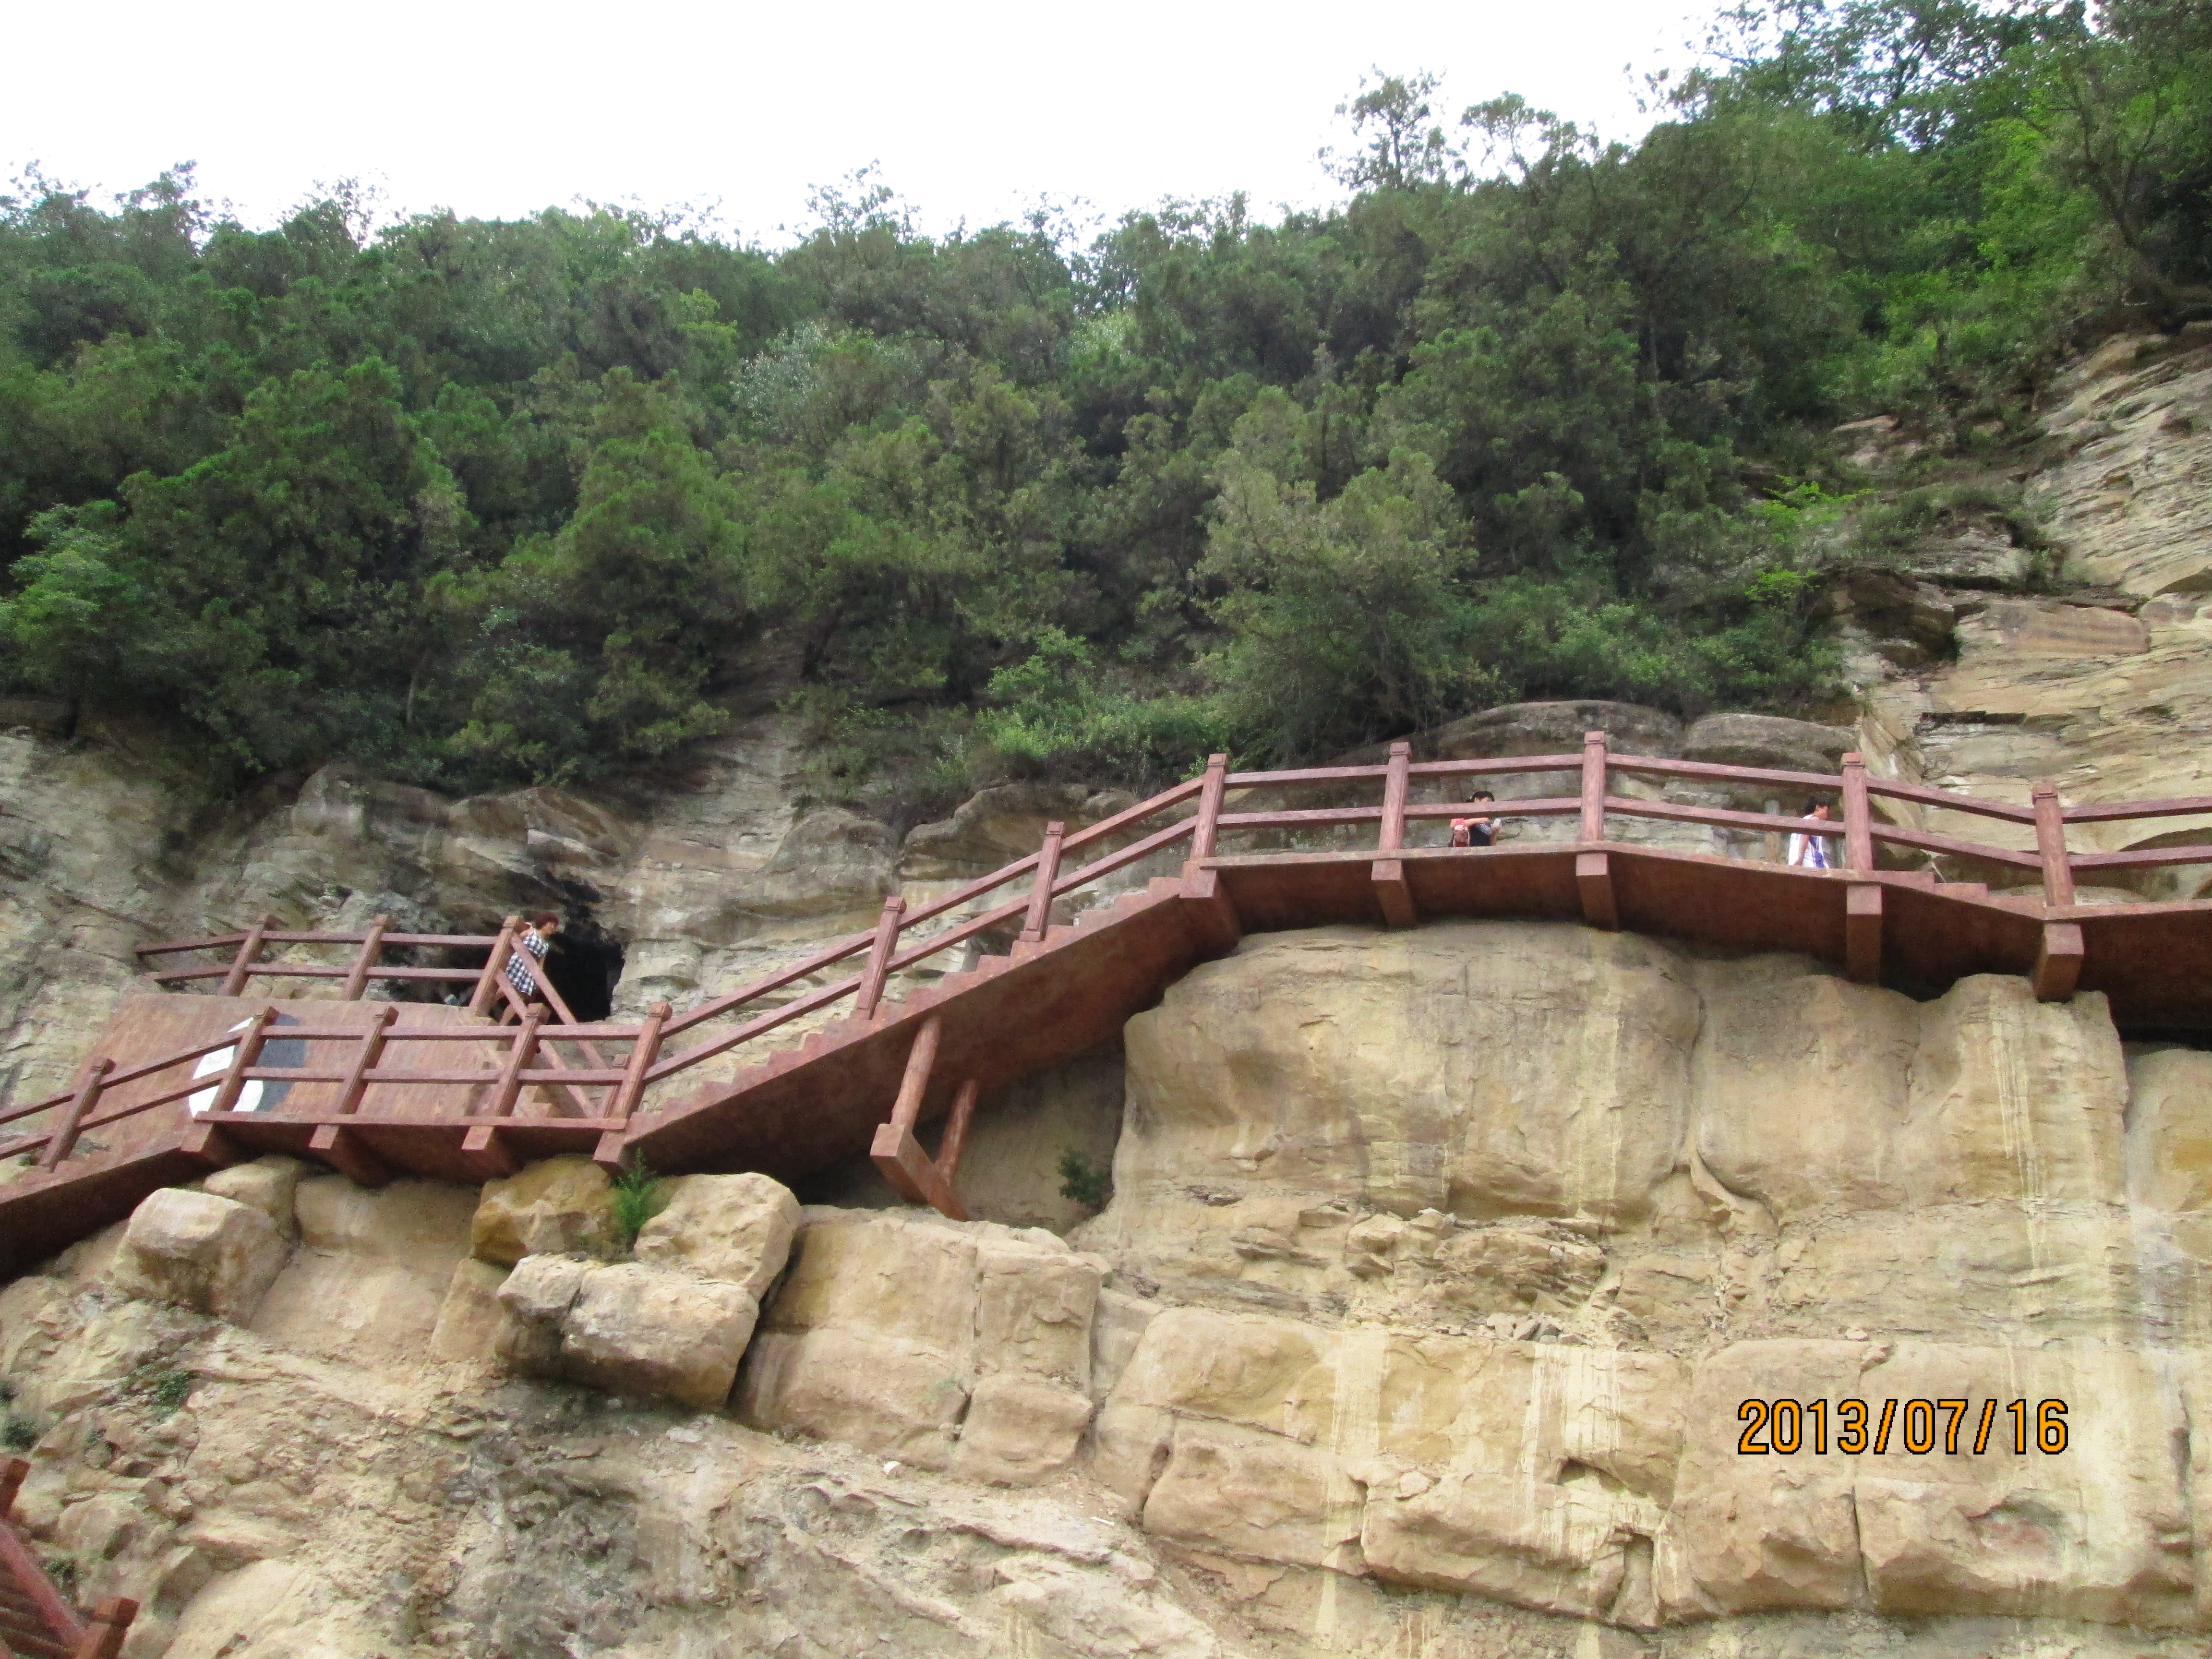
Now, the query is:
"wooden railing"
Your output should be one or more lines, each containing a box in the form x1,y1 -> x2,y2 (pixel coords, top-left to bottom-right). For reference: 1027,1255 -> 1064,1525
0,1457 -> 135,1658
6,737 -> 2211,1187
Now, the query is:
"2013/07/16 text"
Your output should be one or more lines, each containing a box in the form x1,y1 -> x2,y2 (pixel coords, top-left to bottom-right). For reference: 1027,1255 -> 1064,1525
1737,1398 -> 2068,1456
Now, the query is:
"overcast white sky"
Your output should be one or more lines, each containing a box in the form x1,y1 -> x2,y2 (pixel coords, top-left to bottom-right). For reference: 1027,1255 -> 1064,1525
6,0 -> 1711,244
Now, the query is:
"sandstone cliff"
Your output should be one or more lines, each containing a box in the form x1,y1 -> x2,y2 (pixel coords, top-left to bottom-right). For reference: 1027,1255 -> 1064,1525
6,332 -> 2212,1656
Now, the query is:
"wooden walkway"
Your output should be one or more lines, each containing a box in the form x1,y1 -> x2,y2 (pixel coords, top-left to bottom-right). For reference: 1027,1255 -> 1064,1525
4,736 -> 2211,1277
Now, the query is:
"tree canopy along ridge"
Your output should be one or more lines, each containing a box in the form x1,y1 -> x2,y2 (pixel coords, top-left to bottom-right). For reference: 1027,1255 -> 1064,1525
3,0 -> 2205,818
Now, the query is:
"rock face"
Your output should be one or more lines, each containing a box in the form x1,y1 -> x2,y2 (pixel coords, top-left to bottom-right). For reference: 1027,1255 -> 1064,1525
1849,330 -> 2212,880
9,918 -> 2212,1654
737,1208 -> 1102,1487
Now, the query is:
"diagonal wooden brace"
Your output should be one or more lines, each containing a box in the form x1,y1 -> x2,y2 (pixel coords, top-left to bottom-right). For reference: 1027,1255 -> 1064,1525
869,1017 -> 975,1220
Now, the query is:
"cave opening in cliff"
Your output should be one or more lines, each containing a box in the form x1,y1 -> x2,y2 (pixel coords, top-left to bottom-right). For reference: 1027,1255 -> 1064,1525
545,924 -> 625,1023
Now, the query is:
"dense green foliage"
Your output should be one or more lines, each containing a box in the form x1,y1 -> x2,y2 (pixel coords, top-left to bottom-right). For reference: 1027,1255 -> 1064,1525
4,1 -> 2208,811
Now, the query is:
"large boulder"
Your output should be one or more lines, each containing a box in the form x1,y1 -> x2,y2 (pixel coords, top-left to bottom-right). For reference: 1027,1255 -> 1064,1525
493,1255 -> 762,1411
471,1156 -> 616,1265
1425,701 -> 1683,760
488,1171 -> 804,1411
561,1263 -> 762,1410
633,1172 -> 802,1298
110,1189 -> 288,1322
203,1155 -> 310,1241
1681,712 -> 1855,777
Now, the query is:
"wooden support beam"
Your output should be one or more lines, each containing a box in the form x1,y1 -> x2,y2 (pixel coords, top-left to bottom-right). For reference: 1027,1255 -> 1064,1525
0,1455 -> 25,1520
36,1057 -> 112,1171
459,1124 -> 522,1180
2033,782 -> 2077,907
335,1004 -> 397,1116
1841,752 -> 1875,873
887,1016 -> 941,1135
306,1123 -> 394,1187
1580,731 -> 1609,843
871,1122 -> 971,1220
468,916 -> 520,1016
73,1597 -> 139,1659
590,1130 -> 629,1174
2034,921 -> 2085,1002
855,896 -> 906,1021
1371,859 -> 1418,928
1189,753 -> 1230,862
340,914 -> 389,1001
1177,864 -> 1242,954
176,1120 -> 243,1169
1020,823 -> 1066,944
937,1077 -> 980,1183
1576,852 -> 1618,931
218,915 -> 273,998
868,1016 -> 972,1219
1846,883 -> 1883,983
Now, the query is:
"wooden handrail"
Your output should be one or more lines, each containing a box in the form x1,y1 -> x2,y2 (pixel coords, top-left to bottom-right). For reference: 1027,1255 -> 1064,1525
59,744 -> 2212,1177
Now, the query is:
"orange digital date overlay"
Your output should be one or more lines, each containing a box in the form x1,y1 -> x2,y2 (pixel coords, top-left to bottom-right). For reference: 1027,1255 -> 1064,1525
1736,1398 -> 2069,1456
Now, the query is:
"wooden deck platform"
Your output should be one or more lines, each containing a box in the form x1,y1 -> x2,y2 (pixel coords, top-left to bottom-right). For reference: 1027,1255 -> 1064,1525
5,735 -> 2212,1278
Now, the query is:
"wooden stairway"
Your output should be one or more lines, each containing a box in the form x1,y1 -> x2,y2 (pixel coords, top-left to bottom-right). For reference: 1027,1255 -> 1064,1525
6,736 -> 2212,1280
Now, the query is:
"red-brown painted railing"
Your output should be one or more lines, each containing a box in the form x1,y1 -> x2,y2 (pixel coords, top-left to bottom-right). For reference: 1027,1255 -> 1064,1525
10,739 -> 2212,1184
0,1457 -> 136,1658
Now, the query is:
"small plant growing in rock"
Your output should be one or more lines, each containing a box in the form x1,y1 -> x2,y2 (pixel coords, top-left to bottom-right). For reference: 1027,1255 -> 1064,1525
44,1556 -> 77,1597
610,1159 -> 672,1253
1,1415 -> 37,1452
145,1367 -> 193,1417
1057,1150 -> 1111,1212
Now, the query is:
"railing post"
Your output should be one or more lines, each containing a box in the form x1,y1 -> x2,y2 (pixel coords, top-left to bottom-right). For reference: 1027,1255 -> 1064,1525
2033,782 -> 2077,907
219,914 -> 273,998
1379,741 -> 1411,853
468,916 -> 520,1016
340,914 -> 389,1001
0,1455 -> 24,1519
36,1057 -> 113,1171
73,1595 -> 139,1659
1019,823 -> 1067,945
1579,731 -> 1609,844
487,1008 -> 545,1118
855,896 -> 906,1021
1841,752 -> 1874,873
1189,753 -> 1230,862
335,1004 -> 397,1116
207,1009 -> 274,1116
609,1002 -> 670,1121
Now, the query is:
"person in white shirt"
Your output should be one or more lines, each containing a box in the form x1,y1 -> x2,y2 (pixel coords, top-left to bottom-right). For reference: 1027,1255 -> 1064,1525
1788,802 -> 1836,868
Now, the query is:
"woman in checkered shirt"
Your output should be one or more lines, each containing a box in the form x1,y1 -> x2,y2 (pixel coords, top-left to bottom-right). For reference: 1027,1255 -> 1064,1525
504,912 -> 561,1006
